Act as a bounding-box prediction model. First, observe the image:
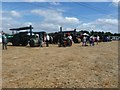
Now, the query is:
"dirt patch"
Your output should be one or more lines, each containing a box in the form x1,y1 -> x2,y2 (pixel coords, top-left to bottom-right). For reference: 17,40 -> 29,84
2,41 -> 118,88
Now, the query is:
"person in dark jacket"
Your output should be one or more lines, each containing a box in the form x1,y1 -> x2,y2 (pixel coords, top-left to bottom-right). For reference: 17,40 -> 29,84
2,32 -> 7,50
39,33 -> 43,47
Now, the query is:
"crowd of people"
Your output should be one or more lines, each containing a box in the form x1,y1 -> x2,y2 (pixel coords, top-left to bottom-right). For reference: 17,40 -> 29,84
1,31 -> 112,50
81,35 -> 100,46
34,33 -> 50,47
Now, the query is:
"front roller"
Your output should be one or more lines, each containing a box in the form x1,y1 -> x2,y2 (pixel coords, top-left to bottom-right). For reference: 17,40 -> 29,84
29,38 -> 40,47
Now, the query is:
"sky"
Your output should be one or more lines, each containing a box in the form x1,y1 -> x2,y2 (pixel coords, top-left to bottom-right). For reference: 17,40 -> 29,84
0,1 -> 119,34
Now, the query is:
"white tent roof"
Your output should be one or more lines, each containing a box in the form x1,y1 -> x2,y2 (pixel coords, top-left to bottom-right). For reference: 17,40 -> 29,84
83,33 -> 89,36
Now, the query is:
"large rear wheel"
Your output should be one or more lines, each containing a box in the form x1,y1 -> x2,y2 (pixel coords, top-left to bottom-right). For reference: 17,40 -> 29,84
21,41 -> 28,46
11,35 -> 20,46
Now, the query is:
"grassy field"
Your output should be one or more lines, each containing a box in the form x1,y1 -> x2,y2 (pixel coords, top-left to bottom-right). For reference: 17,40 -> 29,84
2,41 -> 118,88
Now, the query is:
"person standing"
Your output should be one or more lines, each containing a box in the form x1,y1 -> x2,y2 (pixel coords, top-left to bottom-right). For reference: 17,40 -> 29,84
39,33 -> 43,47
2,32 -> 7,50
46,34 -> 50,47
96,35 -> 100,45
92,36 -> 95,46
67,33 -> 72,46
82,36 -> 87,46
89,36 -> 93,46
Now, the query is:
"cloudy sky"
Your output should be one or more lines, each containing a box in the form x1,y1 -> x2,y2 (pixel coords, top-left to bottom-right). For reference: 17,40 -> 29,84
1,1 -> 119,34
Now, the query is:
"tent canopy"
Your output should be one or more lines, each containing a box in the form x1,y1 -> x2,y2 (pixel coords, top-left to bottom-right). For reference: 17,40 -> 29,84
83,33 -> 89,36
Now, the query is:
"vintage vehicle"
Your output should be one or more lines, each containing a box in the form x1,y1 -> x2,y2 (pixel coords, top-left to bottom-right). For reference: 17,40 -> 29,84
9,25 -> 45,47
58,27 -> 73,47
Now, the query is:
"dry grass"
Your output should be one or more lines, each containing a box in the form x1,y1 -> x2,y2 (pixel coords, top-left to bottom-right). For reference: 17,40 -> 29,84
2,41 -> 118,88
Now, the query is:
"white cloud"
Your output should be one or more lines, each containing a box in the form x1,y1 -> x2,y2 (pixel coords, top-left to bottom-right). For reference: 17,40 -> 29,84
39,23 -> 60,32
65,17 -> 80,24
32,9 -> 61,18
31,9 -> 80,26
64,27 -> 74,31
1,7 -> 118,34
49,2 -> 60,5
112,0 -> 120,7
10,11 -> 21,17
1,8 -> 81,33
0,11 -> 23,33
77,23 -> 96,31
77,18 -> 118,33
1,11 -> 23,33
24,22 -> 61,33
96,18 -> 118,25
1,4 -> 118,34
112,0 -> 120,2
1,11 -> 118,34
2,11 -> 22,18
1,17 -> 13,21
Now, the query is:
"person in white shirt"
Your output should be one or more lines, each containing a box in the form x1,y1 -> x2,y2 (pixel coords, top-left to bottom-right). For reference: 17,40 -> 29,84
67,33 -> 72,46
46,34 -> 50,41
45,34 -> 50,47
96,35 -> 100,45
82,36 -> 87,46
68,35 -> 72,41
89,36 -> 93,46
